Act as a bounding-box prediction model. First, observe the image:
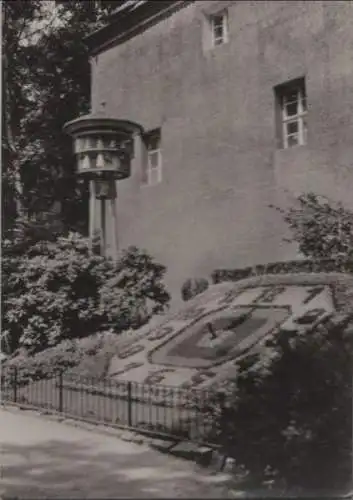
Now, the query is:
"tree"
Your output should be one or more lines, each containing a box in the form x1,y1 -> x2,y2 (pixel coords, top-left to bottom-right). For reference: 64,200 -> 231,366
2,1 -> 44,223
271,192 -> 353,263
2,0 -> 120,234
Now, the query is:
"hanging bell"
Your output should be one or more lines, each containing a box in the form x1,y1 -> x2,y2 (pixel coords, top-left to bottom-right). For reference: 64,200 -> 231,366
104,152 -> 114,166
96,153 -> 105,168
81,154 -> 90,170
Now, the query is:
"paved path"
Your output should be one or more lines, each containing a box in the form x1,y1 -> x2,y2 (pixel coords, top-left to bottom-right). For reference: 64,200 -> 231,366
0,407 -> 234,498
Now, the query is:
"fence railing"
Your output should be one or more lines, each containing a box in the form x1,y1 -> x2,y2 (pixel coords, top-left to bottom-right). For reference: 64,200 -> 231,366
1,366 -> 224,444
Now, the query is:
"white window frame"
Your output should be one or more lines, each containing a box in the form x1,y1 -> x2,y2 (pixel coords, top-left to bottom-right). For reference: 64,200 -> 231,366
145,130 -> 162,186
210,10 -> 228,47
281,84 -> 307,149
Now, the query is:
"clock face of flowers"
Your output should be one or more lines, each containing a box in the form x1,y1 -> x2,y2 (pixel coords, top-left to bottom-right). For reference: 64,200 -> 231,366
109,274 -> 353,390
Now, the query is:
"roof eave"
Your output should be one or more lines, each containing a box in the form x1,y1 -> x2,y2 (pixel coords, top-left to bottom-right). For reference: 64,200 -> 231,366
85,0 -> 193,56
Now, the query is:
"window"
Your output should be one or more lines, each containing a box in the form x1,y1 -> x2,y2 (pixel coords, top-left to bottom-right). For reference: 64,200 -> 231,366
276,78 -> 307,149
143,129 -> 162,186
210,10 -> 228,47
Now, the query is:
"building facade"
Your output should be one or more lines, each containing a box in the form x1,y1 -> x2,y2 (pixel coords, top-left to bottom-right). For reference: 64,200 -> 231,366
86,0 -> 353,300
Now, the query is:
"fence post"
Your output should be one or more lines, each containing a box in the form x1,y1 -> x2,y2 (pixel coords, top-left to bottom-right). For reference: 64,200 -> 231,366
217,391 -> 228,471
127,381 -> 132,427
218,391 -> 225,412
217,391 -> 227,436
58,370 -> 63,414
13,367 -> 18,403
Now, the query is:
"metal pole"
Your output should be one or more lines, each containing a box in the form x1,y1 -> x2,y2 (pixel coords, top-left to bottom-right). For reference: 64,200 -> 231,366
89,180 -> 96,254
58,370 -> 63,414
127,381 -> 132,427
110,195 -> 119,257
100,199 -> 106,257
13,367 -> 18,403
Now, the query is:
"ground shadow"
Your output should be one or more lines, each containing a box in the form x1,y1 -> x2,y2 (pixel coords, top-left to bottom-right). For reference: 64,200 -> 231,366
1,438 -> 233,499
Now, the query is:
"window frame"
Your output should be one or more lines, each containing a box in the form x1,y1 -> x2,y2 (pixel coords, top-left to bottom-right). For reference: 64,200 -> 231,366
210,10 -> 229,47
143,129 -> 162,186
278,80 -> 307,149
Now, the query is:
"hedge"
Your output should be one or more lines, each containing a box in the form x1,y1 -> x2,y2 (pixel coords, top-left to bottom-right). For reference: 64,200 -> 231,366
211,258 -> 353,284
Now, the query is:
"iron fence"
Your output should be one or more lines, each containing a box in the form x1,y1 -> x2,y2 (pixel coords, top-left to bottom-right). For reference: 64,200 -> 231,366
1,366 -> 224,444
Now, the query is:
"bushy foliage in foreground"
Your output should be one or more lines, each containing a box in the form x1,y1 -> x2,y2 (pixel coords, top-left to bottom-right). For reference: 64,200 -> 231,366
2,231 -> 170,355
197,312 -> 353,492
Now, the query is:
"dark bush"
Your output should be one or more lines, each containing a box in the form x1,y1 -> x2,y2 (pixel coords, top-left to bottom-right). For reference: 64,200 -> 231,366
181,277 -> 209,301
195,311 -> 353,493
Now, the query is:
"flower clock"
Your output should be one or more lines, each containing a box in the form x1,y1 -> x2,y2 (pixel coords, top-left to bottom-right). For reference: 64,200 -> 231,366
110,271 -> 353,393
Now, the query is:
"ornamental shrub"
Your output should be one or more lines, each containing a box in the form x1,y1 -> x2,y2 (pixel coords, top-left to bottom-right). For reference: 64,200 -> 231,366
3,331 -> 118,384
213,193 -> 353,284
271,192 -> 353,262
2,230 -> 170,355
181,277 -> 209,301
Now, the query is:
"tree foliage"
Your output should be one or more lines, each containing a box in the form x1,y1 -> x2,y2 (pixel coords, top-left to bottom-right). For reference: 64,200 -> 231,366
272,192 -> 353,263
2,0 -> 120,233
2,230 -> 170,356
2,0 -> 44,222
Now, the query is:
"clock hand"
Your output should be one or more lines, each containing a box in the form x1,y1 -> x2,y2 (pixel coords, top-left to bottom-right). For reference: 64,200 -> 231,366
206,322 -> 217,339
